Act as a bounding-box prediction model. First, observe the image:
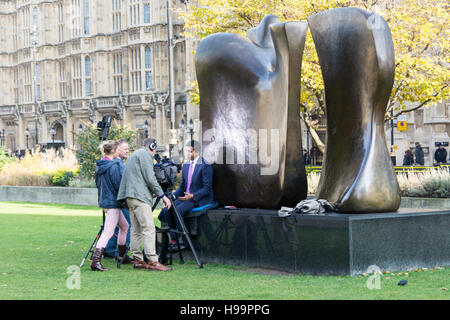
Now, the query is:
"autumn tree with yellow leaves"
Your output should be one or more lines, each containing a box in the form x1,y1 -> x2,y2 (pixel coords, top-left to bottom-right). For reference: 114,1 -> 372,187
180,0 -> 449,153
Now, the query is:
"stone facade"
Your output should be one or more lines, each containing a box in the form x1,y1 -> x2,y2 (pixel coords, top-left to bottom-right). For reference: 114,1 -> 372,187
1,0 -> 448,165
387,102 -> 450,166
0,0 -> 200,154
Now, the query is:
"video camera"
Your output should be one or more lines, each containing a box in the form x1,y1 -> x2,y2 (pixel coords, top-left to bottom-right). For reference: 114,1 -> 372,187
153,153 -> 179,192
97,115 -> 113,141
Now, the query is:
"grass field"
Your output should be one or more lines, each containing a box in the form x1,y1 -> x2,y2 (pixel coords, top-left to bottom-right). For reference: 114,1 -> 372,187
0,201 -> 448,300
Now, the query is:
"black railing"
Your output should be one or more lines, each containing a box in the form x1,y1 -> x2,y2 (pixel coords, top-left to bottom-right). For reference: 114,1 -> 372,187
306,165 -> 450,174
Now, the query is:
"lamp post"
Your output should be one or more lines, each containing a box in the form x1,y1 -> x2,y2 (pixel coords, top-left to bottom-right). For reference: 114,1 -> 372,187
179,118 -> 185,141
25,127 -> 30,150
31,25 -> 39,149
188,118 -> 194,145
143,120 -> 149,139
167,1 -> 175,136
50,126 -> 56,144
75,124 -> 83,150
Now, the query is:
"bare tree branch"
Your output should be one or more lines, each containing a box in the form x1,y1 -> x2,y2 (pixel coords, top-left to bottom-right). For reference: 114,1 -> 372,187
238,13 -> 255,28
385,85 -> 448,121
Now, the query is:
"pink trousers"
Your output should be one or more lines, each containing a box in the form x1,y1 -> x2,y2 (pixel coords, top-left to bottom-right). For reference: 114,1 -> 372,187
95,208 -> 129,249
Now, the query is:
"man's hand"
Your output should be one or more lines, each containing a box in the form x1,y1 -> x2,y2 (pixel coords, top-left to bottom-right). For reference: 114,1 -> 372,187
162,195 -> 172,209
178,192 -> 194,201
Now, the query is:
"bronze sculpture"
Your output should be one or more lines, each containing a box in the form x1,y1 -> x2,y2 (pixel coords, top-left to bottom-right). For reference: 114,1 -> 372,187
195,8 -> 400,213
195,15 -> 308,209
308,8 -> 401,212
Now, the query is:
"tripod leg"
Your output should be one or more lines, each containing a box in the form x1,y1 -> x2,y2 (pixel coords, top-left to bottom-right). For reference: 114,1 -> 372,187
117,245 -> 129,269
81,209 -> 106,268
152,196 -> 162,211
80,226 -> 103,268
175,236 -> 184,264
170,198 -> 203,268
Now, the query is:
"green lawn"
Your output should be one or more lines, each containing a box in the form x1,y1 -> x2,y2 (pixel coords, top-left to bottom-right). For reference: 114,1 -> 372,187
0,201 -> 448,300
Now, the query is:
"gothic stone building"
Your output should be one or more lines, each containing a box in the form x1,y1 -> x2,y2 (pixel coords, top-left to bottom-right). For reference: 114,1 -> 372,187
0,0 -> 199,154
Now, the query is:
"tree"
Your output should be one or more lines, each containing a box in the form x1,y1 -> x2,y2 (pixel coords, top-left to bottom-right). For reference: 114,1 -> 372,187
0,146 -> 13,172
75,120 -> 138,178
181,0 -> 449,153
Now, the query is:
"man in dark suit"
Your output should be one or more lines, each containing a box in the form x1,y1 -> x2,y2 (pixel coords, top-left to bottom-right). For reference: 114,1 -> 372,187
159,140 -> 214,248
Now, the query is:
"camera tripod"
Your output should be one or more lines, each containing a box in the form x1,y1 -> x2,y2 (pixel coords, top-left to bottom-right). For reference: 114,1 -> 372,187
153,192 -> 203,268
80,209 -> 105,268
115,191 -> 203,269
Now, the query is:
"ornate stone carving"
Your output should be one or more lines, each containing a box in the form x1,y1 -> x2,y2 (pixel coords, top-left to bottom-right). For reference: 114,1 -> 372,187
88,100 -> 97,123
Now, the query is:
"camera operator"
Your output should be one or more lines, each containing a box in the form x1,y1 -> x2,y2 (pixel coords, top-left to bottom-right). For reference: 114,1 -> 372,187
159,140 -> 214,250
91,140 -> 130,271
117,138 -> 172,271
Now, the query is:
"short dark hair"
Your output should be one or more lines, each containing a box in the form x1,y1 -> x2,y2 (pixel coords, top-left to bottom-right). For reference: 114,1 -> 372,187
143,138 -> 157,150
186,140 -> 201,154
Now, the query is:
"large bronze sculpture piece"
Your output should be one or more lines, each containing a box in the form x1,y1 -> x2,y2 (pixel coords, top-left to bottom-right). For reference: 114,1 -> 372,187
195,15 -> 308,209
308,8 -> 401,212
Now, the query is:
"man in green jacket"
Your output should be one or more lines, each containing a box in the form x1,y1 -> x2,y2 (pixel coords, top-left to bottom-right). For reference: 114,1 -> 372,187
117,138 -> 172,271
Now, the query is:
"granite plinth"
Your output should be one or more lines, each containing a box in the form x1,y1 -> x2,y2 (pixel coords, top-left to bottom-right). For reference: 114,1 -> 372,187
180,208 -> 450,276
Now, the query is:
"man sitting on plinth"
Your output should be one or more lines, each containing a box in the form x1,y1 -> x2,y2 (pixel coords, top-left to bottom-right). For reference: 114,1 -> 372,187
159,140 -> 214,250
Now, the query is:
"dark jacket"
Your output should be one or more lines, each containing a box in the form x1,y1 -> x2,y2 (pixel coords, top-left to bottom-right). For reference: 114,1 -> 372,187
402,152 -> 414,166
173,157 -> 214,207
114,157 -> 125,175
435,148 -> 447,164
95,159 -> 122,208
414,146 -> 424,165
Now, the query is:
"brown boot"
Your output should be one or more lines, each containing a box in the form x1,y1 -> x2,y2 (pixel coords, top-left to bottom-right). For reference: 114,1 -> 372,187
91,247 -> 109,271
147,261 -> 172,271
133,259 -> 149,270
117,245 -> 133,264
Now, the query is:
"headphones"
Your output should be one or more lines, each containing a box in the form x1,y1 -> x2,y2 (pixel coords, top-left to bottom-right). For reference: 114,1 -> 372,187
149,139 -> 157,151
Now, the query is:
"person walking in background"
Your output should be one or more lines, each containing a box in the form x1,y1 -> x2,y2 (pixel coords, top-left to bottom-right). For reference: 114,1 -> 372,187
104,140 -> 133,263
402,149 -> 414,166
303,149 -> 311,165
91,140 -> 130,271
414,142 -> 424,166
434,143 -> 447,165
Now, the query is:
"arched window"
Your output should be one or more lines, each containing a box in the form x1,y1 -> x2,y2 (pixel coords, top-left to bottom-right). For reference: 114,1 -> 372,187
145,72 -> 152,91
145,47 -> 151,69
85,56 -> 91,76
84,0 -> 90,35
33,7 -> 38,28
35,64 -> 40,82
144,3 -> 150,23
85,56 -> 92,96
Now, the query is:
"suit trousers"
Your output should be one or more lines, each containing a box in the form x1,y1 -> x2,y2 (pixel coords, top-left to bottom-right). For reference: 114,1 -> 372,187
126,198 -> 158,263
159,199 -> 195,241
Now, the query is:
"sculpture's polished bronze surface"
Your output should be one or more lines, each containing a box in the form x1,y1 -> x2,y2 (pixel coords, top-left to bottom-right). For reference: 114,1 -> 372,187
308,8 -> 401,213
195,15 -> 308,209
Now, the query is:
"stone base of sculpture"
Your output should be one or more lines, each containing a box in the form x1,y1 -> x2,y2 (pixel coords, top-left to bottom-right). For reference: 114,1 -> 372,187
173,208 -> 450,276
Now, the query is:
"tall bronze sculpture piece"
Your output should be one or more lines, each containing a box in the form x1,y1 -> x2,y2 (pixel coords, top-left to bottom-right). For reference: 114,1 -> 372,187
195,15 -> 308,209
308,8 -> 401,213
